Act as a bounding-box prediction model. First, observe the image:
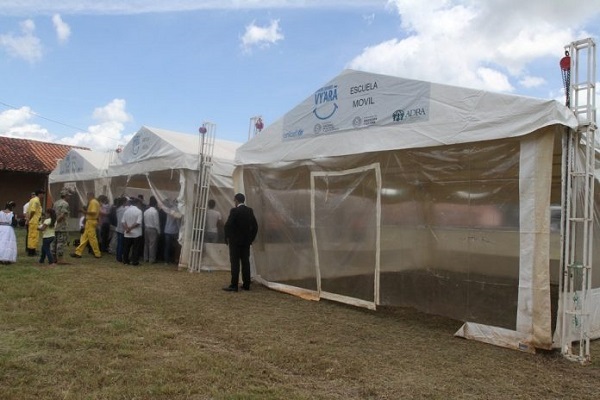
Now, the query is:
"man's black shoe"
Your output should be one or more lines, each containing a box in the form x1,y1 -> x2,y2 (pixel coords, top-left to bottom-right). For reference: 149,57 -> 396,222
222,286 -> 238,292
70,253 -> 82,258
241,285 -> 250,291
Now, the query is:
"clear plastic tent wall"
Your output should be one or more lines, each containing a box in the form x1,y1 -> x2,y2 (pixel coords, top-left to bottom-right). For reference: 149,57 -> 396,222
107,126 -> 241,269
48,148 -> 117,230
48,126 -> 240,270
234,70 -> 600,351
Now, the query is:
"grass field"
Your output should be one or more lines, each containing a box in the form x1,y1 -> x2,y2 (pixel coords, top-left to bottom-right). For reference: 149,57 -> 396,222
1,228 -> 600,399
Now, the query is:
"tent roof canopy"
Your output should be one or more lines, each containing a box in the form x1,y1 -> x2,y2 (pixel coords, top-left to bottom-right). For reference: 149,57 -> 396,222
49,126 -> 242,184
110,126 -> 241,177
236,69 -> 578,166
49,148 -> 115,183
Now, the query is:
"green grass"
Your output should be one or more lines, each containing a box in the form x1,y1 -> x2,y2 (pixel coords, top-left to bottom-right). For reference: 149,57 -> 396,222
1,228 -> 600,399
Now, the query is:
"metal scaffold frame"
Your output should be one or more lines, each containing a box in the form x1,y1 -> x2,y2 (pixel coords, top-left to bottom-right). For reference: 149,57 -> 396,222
188,122 -> 216,273
559,37 -> 597,363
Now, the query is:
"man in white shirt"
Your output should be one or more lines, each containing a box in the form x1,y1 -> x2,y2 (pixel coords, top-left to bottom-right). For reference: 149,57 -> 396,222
23,192 -> 35,223
114,197 -> 128,262
205,199 -> 222,243
121,197 -> 143,266
143,196 -> 161,263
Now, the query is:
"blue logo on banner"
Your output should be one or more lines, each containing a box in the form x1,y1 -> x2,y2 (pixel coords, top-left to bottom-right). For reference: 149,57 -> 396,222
132,136 -> 140,155
313,84 -> 338,120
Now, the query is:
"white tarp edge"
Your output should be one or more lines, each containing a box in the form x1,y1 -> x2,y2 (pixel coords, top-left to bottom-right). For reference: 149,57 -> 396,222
517,132 -> 554,348
455,322 -> 536,353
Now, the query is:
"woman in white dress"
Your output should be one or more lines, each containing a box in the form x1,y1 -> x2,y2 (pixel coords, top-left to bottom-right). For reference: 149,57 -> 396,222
0,201 -> 18,264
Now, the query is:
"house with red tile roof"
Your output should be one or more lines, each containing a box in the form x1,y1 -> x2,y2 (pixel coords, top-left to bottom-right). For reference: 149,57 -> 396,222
0,136 -> 88,216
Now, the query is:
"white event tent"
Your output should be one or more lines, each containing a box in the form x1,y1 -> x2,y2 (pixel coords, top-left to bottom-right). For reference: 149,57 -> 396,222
234,69 -> 600,352
49,126 -> 241,270
48,148 -> 117,230
109,126 -> 241,270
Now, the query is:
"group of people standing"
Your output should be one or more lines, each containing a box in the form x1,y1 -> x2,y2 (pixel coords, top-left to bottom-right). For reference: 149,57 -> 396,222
72,193 -> 183,266
0,189 -> 184,267
2,189 -> 260,296
0,187 -> 72,266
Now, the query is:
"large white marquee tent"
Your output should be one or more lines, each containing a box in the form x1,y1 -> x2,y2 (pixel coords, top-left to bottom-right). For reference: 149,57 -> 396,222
49,126 -> 241,269
234,69 -> 600,352
109,126 -> 240,270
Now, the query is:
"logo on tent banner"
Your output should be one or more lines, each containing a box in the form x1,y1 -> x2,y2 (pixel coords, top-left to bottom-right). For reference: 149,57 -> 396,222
132,136 -> 140,155
392,107 -> 428,123
351,115 -> 378,128
313,122 -> 337,135
59,153 -> 82,174
313,84 -> 338,120
283,128 -> 304,139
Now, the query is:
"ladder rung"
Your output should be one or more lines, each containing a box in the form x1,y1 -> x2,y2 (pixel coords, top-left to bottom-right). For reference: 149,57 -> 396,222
565,310 -> 589,316
573,83 -> 595,89
568,262 -> 591,268
569,172 -> 587,177
568,217 -> 591,222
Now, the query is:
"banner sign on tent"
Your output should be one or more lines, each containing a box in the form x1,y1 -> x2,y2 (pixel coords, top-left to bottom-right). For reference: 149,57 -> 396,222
59,152 -> 84,174
282,72 -> 431,141
122,130 -> 164,162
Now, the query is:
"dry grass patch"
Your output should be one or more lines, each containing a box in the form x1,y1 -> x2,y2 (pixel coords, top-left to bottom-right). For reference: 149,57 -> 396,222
1,229 -> 600,399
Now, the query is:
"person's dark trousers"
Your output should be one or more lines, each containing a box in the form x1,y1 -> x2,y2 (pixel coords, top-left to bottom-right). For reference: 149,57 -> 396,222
100,222 -> 110,252
116,232 -> 124,262
229,244 -> 251,288
164,233 -> 177,263
123,236 -> 142,265
39,237 -> 55,264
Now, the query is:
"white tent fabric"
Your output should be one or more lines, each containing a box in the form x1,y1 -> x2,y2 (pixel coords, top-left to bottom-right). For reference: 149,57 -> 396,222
233,69 -> 600,353
49,148 -> 115,183
48,126 -> 241,270
110,126 -> 239,186
108,126 -> 241,270
48,149 -> 117,229
236,69 -> 577,165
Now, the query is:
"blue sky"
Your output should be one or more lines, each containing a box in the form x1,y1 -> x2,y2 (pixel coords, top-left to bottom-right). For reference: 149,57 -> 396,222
1,0 -> 600,151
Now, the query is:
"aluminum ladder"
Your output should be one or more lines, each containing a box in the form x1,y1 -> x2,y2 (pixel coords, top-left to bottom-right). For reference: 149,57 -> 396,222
559,38 -> 597,363
188,122 -> 216,272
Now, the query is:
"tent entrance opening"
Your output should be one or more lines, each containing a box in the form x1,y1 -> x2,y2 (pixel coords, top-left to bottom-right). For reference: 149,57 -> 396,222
311,163 -> 381,309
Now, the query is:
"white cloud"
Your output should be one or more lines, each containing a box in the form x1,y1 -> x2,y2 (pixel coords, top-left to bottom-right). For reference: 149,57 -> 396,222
520,75 -> 546,89
52,14 -> 71,43
476,67 -> 513,92
0,106 -> 32,129
241,19 -> 284,52
348,0 -> 600,93
0,1 -> 387,15
0,107 -> 53,141
0,19 -> 43,63
0,100 -> 132,151
92,99 -> 132,124
58,99 -> 132,150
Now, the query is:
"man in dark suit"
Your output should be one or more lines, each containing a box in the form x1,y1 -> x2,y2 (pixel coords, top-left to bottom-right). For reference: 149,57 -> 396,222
223,193 -> 258,292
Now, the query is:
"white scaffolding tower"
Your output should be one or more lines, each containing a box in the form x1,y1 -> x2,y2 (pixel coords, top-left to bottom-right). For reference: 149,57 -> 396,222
559,38 -> 597,363
188,122 -> 216,273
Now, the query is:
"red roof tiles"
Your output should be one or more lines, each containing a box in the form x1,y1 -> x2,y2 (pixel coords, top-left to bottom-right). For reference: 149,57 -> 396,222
0,136 -> 88,173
